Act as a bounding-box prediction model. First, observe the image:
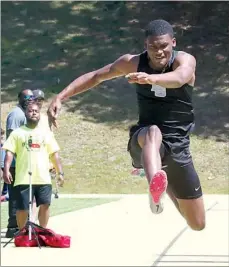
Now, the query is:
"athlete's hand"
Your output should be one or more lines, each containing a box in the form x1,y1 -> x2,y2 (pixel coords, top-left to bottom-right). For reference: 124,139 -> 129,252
125,72 -> 155,84
3,170 -> 13,184
47,96 -> 62,128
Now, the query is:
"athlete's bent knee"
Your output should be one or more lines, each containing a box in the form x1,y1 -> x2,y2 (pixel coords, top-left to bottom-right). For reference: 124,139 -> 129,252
146,125 -> 162,143
188,217 -> 206,231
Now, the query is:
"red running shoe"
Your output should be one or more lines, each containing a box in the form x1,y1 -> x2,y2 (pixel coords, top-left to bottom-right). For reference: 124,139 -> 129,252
149,170 -> 168,214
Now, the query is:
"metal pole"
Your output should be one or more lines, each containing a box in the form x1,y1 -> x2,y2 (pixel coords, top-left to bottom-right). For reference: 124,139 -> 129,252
28,138 -> 32,241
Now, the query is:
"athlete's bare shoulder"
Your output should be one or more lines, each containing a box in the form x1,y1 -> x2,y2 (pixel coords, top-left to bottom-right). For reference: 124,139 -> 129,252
173,51 -> 196,71
172,51 -> 196,85
175,51 -> 196,64
113,53 -> 140,74
94,53 -> 140,83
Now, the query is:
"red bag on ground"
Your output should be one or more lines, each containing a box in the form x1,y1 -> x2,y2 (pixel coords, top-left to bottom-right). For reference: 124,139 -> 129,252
37,227 -> 71,248
14,228 -> 45,247
14,223 -> 71,248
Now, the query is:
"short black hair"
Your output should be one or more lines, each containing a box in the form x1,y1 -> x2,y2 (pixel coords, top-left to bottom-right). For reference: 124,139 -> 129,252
145,19 -> 174,38
18,90 -> 25,98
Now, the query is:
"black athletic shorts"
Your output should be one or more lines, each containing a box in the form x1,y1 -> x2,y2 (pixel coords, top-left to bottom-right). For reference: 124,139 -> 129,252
14,184 -> 52,210
127,127 -> 202,200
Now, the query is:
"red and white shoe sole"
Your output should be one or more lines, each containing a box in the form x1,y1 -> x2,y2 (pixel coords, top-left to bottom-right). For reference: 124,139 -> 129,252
149,170 -> 168,204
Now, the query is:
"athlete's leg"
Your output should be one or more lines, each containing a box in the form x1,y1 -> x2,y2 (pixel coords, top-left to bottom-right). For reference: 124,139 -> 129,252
137,126 -> 168,210
166,185 -> 181,213
165,159 -> 205,231
177,197 -> 205,231
128,125 -> 167,213
137,125 -> 163,183
167,187 -> 205,230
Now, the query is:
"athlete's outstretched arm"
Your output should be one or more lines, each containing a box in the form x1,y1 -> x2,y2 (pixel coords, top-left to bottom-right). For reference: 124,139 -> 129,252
47,54 -> 137,127
126,52 -> 196,88
152,52 -> 196,88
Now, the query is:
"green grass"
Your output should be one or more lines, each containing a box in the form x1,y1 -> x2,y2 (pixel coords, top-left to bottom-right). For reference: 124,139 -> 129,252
1,2 -> 229,195
50,114 -> 229,195
0,198 -> 119,229
190,135 -> 229,194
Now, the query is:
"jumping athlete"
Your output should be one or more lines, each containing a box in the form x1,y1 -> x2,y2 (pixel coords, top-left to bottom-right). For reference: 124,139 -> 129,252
47,19 -> 205,231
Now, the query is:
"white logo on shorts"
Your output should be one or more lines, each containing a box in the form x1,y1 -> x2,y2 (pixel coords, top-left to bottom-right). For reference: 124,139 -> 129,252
195,186 -> 201,191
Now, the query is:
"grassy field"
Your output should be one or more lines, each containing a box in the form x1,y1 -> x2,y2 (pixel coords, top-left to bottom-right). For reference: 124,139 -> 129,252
0,198 -> 118,229
1,2 -> 229,194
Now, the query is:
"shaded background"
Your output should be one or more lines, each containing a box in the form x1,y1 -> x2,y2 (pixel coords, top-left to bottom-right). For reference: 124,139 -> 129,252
2,1 -> 229,141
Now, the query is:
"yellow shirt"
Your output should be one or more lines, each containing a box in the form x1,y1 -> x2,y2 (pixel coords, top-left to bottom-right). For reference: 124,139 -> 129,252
3,125 -> 60,186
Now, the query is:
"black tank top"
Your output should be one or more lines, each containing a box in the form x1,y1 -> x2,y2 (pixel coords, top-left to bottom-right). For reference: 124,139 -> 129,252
135,50 -> 194,139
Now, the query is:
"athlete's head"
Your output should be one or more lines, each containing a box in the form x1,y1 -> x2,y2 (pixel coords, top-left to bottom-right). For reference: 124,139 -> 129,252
145,19 -> 176,70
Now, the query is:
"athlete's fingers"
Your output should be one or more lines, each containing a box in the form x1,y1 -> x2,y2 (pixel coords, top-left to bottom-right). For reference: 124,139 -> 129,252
127,79 -> 138,83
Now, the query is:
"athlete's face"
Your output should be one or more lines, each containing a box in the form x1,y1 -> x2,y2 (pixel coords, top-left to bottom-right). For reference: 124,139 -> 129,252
145,34 -> 176,70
